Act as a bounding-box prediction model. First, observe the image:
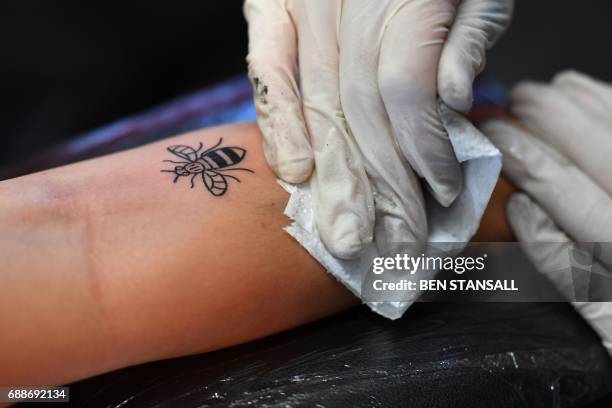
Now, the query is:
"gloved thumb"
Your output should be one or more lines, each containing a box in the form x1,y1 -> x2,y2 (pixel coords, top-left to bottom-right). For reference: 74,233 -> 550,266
244,0 -> 314,183
438,0 -> 514,113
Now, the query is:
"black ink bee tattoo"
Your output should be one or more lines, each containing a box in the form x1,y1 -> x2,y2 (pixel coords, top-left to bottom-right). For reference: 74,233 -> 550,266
161,139 -> 254,196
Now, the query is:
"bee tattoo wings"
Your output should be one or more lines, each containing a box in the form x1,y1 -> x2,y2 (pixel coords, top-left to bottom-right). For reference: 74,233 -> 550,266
161,139 -> 254,196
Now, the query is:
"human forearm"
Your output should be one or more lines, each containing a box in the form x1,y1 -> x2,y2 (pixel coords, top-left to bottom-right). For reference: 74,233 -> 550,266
0,123 -> 356,386
0,122 -> 514,386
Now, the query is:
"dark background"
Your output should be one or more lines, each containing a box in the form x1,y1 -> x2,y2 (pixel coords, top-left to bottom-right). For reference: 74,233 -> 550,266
1,0 -> 611,169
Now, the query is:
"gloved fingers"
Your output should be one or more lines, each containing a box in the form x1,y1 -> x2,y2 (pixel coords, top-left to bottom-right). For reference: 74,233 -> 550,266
378,0 -> 463,207
553,70 -> 612,121
511,81 -> 612,194
438,0 -> 514,113
244,0 -> 313,183
507,193 -> 585,301
509,194 -> 612,353
338,0 -> 428,250
291,0 -> 374,259
482,119 -> 612,243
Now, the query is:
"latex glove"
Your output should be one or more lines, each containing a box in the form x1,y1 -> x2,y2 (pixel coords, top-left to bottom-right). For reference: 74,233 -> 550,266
482,71 -> 612,355
244,0 -> 513,259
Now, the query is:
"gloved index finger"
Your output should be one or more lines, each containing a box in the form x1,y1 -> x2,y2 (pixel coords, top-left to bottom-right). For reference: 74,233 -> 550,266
553,70 -> 612,123
244,0 -> 314,183
482,119 -> 612,244
511,81 -> 612,195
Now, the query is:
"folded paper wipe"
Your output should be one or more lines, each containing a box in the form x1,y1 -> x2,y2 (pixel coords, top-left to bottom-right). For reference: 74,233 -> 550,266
281,103 -> 502,319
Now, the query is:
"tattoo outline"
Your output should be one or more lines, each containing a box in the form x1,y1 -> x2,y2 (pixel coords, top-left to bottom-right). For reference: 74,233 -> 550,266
161,139 -> 254,196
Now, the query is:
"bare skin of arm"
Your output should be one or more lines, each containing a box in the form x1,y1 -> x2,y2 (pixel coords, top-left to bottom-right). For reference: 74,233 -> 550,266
0,122 -> 512,387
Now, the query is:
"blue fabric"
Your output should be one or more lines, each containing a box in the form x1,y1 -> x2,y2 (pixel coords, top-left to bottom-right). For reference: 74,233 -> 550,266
168,76 -> 509,132
0,75 -> 510,181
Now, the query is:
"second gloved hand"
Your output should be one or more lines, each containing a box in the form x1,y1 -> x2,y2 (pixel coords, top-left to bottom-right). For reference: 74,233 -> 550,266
483,71 -> 612,355
244,0 -> 513,259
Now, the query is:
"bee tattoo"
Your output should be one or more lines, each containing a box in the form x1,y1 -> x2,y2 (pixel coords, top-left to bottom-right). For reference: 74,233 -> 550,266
161,139 -> 254,196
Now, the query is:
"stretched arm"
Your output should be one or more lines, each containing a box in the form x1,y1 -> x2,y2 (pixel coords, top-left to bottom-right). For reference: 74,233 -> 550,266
0,122 -> 512,387
0,123 -> 358,386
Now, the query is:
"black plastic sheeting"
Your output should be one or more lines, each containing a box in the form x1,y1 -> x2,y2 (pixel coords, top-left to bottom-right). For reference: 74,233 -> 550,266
32,303 -> 612,407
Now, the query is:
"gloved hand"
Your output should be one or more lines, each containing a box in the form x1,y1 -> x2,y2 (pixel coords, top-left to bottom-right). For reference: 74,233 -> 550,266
244,0 -> 514,259
482,71 -> 612,355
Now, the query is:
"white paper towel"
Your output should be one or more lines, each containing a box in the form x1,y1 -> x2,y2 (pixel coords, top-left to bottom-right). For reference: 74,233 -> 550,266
281,103 -> 502,319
